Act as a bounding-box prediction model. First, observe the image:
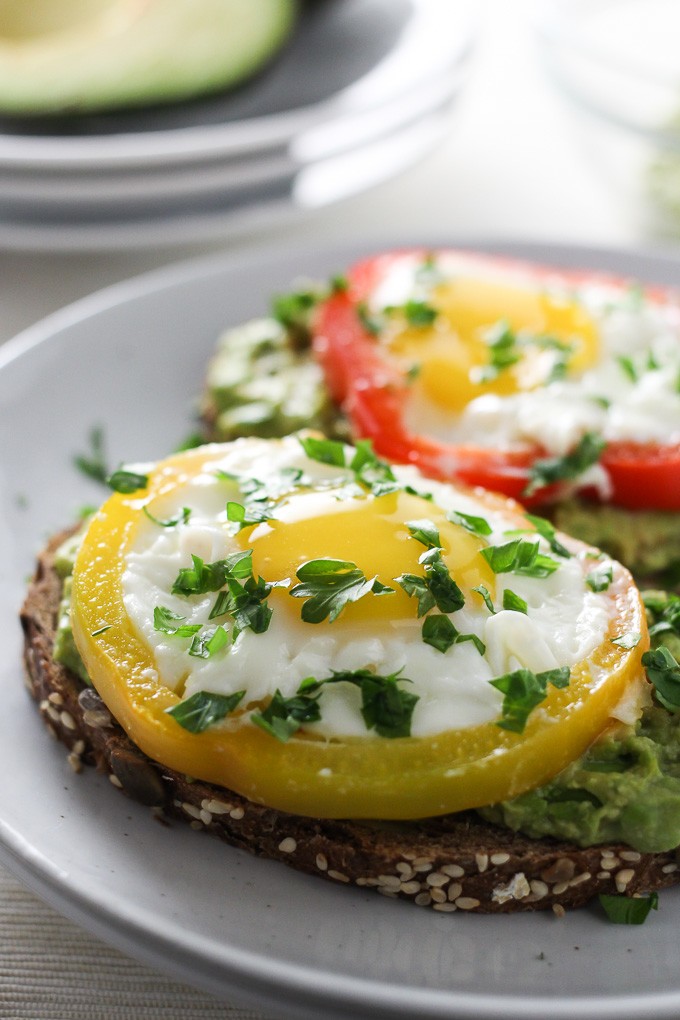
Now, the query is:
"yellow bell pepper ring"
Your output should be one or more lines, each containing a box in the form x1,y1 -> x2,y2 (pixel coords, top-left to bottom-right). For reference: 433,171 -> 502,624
70,445 -> 649,820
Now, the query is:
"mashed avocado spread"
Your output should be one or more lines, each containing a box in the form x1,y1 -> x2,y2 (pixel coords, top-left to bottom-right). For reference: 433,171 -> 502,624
552,501 -> 680,588
55,522 -> 680,852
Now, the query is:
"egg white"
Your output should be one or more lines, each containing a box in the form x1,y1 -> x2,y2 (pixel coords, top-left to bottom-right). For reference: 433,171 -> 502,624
122,436 -> 616,740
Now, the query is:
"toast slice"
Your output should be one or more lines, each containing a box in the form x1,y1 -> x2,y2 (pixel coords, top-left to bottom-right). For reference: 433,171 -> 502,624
20,530 -> 680,915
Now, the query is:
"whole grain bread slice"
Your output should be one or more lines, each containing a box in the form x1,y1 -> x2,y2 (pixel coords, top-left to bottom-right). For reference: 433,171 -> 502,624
20,531 -> 680,915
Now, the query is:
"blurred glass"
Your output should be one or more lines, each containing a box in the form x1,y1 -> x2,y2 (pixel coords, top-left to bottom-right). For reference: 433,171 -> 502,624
537,0 -> 680,238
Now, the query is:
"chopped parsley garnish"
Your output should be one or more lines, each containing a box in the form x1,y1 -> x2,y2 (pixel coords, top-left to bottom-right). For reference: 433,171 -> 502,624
356,301 -> 383,337
226,500 -> 276,529
174,432 -> 205,453
143,505 -> 191,528
91,625 -> 111,637
480,538 -> 559,578
478,321 -> 521,381
415,251 -> 445,285
396,519 -> 465,617
171,551 -> 253,596
473,584 -> 496,613
524,513 -> 571,558
490,666 -> 571,733
271,288 -> 320,332
502,589 -> 528,614
232,466 -> 307,504
252,669 -> 419,741
586,562 -> 613,592
447,509 -> 492,537
385,299 -> 438,327
188,625 -> 230,659
642,646 -> 680,712
153,605 -> 202,638
349,439 -> 399,494
599,892 -> 658,925
523,432 -> 606,498
107,468 -> 149,494
421,614 -> 485,655
289,558 -> 394,623
405,518 -> 441,549
643,590 -> 680,640
297,435 -> 398,496
297,434 -> 346,467
611,631 -> 641,650
167,690 -> 245,734
208,572 -> 286,636
171,550 -> 282,639
73,425 -> 108,484
251,684 -> 323,742
338,669 -> 418,738
617,355 -> 639,383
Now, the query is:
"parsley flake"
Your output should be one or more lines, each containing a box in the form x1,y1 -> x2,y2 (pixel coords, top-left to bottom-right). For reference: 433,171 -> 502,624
524,513 -> 571,558
524,433 -> 606,498
490,666 -> 571,733
320,669 -> 419,738
599,892 -> 658,925
188,625 -> 230,659
73,425 -> 108,484
447,509 -> 492,537
153,606 -> 202,638
251,685 -> 323,742
107,468 -> 149,494
252,669 -> 419,741
297,434 -> 346,467
502,589 -> 528,614
226,500 -> 276,529
586,563 -> 613,592
642,646 -> 680,712
143,505 -> 191,528
385,299 -> 438,327
171,551 -> 253,596
167,690 -> 245,734
422,614 -> 485,655
611,631 -> 641,650
290,558 -> 393,623
480,539 -> 559,578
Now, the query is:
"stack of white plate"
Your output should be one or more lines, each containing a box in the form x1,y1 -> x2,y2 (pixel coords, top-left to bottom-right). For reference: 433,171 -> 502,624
0,0 -> 476,251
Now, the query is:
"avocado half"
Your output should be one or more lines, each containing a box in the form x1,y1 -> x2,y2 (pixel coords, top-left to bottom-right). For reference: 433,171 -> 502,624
0,0 -> 297,116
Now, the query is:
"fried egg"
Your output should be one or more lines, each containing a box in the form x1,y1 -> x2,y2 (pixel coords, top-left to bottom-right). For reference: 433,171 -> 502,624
369,251 -> 680,458
119,434 -> 622,741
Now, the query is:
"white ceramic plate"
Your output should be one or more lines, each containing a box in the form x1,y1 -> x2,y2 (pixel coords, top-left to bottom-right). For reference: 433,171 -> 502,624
0,107 -> 453,252
3,241 -> 680,1020
0,0 -> 475,171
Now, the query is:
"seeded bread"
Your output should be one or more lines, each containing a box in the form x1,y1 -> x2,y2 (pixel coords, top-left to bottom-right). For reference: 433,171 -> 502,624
20,531 -> 680,915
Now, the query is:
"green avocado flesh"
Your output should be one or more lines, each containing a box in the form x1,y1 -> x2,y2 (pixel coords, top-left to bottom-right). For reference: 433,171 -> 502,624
0,0 -> 296,115
551,500 -> 680,589
201,315 -> 347,442
480,706 -> 680,854
55,520 -> 680,852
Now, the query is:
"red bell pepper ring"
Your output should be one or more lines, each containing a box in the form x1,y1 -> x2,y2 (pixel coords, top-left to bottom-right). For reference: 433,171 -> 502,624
312,249 -> 680,511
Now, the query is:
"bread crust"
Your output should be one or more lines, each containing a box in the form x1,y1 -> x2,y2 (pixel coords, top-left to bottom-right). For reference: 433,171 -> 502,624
20,531 -> 680,914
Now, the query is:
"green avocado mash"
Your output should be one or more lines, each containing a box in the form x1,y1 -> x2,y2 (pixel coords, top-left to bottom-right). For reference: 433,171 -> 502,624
55,510 -> 680,853
200,316 -> 347,443
480,705 -> 680,853
551,500 -> 680,589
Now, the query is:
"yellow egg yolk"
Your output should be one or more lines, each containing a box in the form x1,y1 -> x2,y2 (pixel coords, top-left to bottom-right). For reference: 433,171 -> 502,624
386,275 -> 600,413
240,487 -> 495,622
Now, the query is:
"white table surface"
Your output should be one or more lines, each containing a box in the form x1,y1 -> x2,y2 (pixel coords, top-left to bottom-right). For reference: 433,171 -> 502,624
1,2 -> 676,1018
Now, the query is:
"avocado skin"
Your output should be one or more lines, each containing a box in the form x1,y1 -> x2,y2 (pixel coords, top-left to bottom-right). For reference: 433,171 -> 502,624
0,0 -> 297,116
